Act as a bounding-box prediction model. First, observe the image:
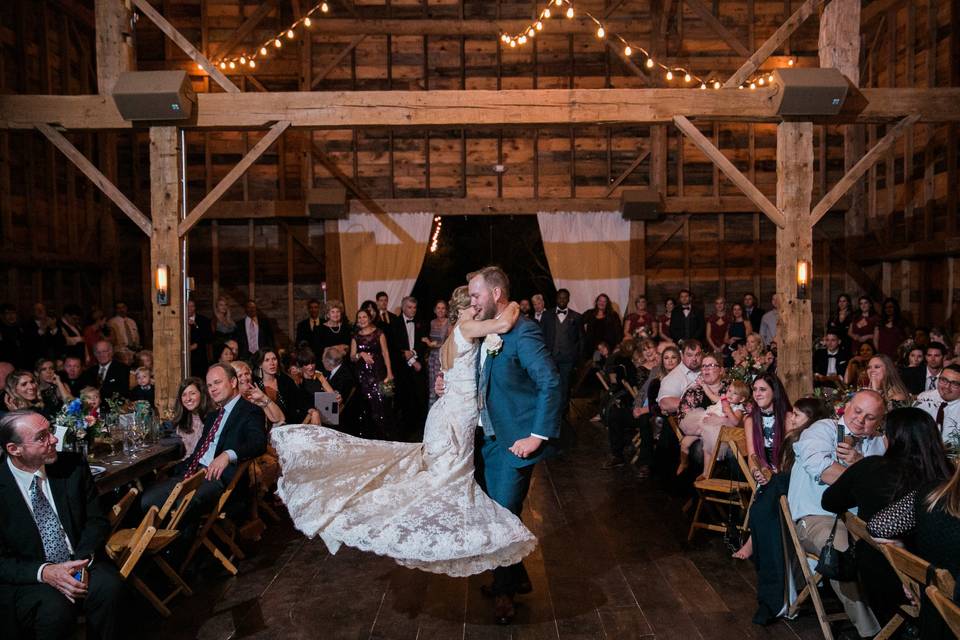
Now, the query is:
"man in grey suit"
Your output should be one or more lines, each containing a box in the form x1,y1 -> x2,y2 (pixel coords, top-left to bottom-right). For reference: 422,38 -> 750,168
540,289 -> 582,420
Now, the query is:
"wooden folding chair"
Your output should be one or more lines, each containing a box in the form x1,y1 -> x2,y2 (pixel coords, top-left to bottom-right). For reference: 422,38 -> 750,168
779,496 -> 848,640
880,542 -> 958,637
687,426 -> 754,541
106,471 -> 205,617
108,487 -> 139,534
926,585 -> 960,637
179,460 -> 252,576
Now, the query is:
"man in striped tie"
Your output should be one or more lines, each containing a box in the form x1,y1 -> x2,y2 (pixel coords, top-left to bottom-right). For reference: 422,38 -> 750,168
140,363 -> 267,550
0,409 -> 126,639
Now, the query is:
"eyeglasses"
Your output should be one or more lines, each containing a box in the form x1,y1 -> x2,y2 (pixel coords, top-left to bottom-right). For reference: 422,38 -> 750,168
938,378 -> 960,390
23,430 -> 55,446
701,363 -> 721,369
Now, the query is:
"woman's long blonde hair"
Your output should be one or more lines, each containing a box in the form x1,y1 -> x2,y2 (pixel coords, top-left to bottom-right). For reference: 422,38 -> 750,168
441,286 -> 472,371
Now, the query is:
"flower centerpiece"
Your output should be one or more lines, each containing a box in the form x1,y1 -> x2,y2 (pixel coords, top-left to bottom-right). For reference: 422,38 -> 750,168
52,399 -> 99,451
727,351 -> 767,385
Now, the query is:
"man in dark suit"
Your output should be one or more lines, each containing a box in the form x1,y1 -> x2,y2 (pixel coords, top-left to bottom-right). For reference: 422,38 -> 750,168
389,296 -> 429,441
902,341 -> 947,395
321,347 -> 357,433
0,409 -> 126,639
80,340 -> 130,402
295,298 -> 324,358
235,299 -> 275,360
742,293 -> 764,333
813,330 -> 849,391
57,356 -> 85,399
670,289 -> 706,344
187,299 -> 213,378
374,291 -> 401,339
540,289 -> 582,418
140,363 -> 267,539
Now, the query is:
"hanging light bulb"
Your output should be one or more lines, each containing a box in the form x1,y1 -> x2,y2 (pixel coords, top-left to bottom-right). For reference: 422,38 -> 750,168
528,28 -> 535,37
713,80 -> 721,89
240,56 -> 247,65
543,8 -> 551,18
260,46 -> 268,56
249,60 -> 256,68
555,0 -> 563,5
274,38 -> 282,48
684,72 -> 692,82
228,61 -> 236,69
197,63 -> 205,72
700,82 -> 707,90
509,39 -> 517,48
624,45 -> 632,56
768,74 -> 774,82
787,58 -> 795,66
535,21 -> 543,30
519,35 -> 527,44
321,2 -> 329,12
219,61 -> 227,70
287,29 -> 295,39
758,77 -> 765,85
566,6 -> 574,18
749,82 -> 756,89
304,16 -> 312,27
645,57 -> 654,68
665,70 -> 673,80
596,26 -> 605,38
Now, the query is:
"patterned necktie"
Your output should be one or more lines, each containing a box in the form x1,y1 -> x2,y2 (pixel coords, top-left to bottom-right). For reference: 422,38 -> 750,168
928,375 -> 937,391
936,401 -> 948,433
30,476 -> 71,564
98,366 -> 107,386
185,408 -> 226,477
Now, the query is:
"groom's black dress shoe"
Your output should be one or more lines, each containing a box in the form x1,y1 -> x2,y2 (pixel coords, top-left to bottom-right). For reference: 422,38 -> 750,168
494,595 -> 515,625
481,581 -> 532,598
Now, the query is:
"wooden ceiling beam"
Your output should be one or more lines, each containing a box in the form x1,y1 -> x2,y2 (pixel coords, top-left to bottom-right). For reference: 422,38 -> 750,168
3,88 -> 959,130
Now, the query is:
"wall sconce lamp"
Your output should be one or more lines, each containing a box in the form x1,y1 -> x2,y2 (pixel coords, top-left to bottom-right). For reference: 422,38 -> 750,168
796,260 -> 810,300
156,264 -> 170,306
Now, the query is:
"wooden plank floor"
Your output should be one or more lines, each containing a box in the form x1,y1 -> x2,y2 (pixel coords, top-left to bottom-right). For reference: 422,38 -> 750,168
138,413 -> 823,640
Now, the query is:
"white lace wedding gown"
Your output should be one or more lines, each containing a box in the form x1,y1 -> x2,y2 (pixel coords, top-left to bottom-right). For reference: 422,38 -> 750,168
271,325 -> 537,577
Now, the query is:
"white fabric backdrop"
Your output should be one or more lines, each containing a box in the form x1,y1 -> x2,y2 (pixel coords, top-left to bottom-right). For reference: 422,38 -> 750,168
536,212 -> 632,315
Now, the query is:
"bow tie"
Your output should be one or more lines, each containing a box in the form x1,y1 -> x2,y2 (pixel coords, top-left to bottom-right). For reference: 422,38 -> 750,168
682,306 -> 691,311
827,351 -> 838,357
557,309 -> 567,315
405,319 -> 415,324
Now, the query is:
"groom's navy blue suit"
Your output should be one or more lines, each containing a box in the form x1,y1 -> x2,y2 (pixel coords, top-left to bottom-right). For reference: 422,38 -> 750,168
475,314 -> 561,596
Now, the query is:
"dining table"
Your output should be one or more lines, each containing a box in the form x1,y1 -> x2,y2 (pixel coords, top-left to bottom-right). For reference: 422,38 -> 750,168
91,437 -> 184,495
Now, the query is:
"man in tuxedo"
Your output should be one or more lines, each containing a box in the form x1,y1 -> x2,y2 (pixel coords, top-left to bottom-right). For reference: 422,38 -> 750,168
235,299 -> 275,360
321,347 -> 357,433
670,289 -> 706,344
742,293 -> 764,332
389,296 -> 428,441
0,410 -> 126,639
374,291 -> 401,339
540,289 -> 582,420
813,330 -> 848,391
902,341 -> 946,395
140,363 -> 267,540
531,294 -> 546,324
80,341 -> 130,402
294,298 -> 324,356
187,299 -> 212,378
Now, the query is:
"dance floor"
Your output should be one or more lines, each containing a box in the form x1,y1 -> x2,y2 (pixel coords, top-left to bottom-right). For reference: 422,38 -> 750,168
139,410 -> 824,640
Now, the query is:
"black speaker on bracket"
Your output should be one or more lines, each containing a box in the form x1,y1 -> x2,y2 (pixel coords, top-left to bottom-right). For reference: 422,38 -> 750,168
112,71 -> 196,121
620,188 -> 665,221
771,68 -> 850,117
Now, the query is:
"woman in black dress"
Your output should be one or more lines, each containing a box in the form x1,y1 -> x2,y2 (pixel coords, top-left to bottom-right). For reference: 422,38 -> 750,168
582,293 -> 623,356
350,308 -> 395,439
319,299 -> 351,356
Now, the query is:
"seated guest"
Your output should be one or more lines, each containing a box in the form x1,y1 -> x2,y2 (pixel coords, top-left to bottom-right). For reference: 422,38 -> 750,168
35,359 -> 72,415
823,408 -> 953,630
253,349 -> 307,425
140,364 -> 267,541
232,360 -> 285,425
128,367 -> 155,407
172,377 -> 211,460
295,298 -> 324,358
744,373 -> 792,482
868,456 -> 960,639
4,371 -> 56,419
628,345 -> 681,478
864,354 -> 912,409
914,363 -> 960,445
786,390 -> 887,639
739,397 -> 831,624
844,342 -> 876,389
82,309 -> 109,365
813,331 -> 848,391
321,347 -> 356,430
656,339 -> 703,416
79,387 -> 101,423
217,341 -> 238,364
902,341 -> 946,396
0,410 -> 126,640
57,304 -> 86,362
675,353 -> 738,476
901,344 -> 925,370
80,341 -> 130,403
130,350 -> 153,389
57,356 -> 85,399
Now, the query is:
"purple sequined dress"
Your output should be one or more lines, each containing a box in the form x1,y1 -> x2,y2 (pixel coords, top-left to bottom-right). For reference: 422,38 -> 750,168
355,328 -> 391,438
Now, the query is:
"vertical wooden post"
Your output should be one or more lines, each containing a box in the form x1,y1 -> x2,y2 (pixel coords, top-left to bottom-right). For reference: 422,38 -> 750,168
776,122 -> 814,402
819,0 -> 863,293
149,126 -> 184,415
95,0 -> 135,94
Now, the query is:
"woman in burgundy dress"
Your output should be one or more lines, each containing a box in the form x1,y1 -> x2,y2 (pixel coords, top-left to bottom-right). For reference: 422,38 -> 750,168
873,297 -> 909,359
657,297 -> 676,342
706,296 -> 730,353
849,295 -> 878,349
350,308 -> 395,439
622,295 -> 657,340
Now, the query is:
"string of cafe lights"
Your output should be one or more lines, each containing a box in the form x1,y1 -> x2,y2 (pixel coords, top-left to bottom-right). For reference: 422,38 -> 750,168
429,216 -> 442,253
500,0 -> 795,90
205,1 -> 332,71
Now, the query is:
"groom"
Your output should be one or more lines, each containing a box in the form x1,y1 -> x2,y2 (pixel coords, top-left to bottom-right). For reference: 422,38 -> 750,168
468,266 -> 562,625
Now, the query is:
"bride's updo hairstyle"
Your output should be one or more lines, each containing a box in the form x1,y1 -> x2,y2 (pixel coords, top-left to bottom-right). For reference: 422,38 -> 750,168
447,286 -> 471,324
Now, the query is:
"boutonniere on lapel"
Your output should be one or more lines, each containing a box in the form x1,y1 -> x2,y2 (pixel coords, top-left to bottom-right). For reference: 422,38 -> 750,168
484,334 -> 504,357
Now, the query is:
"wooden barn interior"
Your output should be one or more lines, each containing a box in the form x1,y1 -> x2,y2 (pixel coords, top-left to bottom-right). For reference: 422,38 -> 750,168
1,1 -> 960,636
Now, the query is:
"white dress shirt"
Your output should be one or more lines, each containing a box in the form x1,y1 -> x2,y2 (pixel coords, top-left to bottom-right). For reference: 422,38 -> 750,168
657,363 -> 699,406
245,317 -> 260,355
759,310 -> 778,346
914,389 -> 960,443
556,308 -> 568,324
402,315 -> 417,363
825,350 -> 839,376
199,394 -> 241,468
7,457 -> 74,581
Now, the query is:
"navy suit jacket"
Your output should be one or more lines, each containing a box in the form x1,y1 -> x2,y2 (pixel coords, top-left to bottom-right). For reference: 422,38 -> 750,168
478,316 -> 561,468
177,397 -> 267,485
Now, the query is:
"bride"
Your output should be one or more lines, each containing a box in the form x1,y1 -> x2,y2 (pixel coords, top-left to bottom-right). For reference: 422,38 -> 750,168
271,286 -> 537,577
